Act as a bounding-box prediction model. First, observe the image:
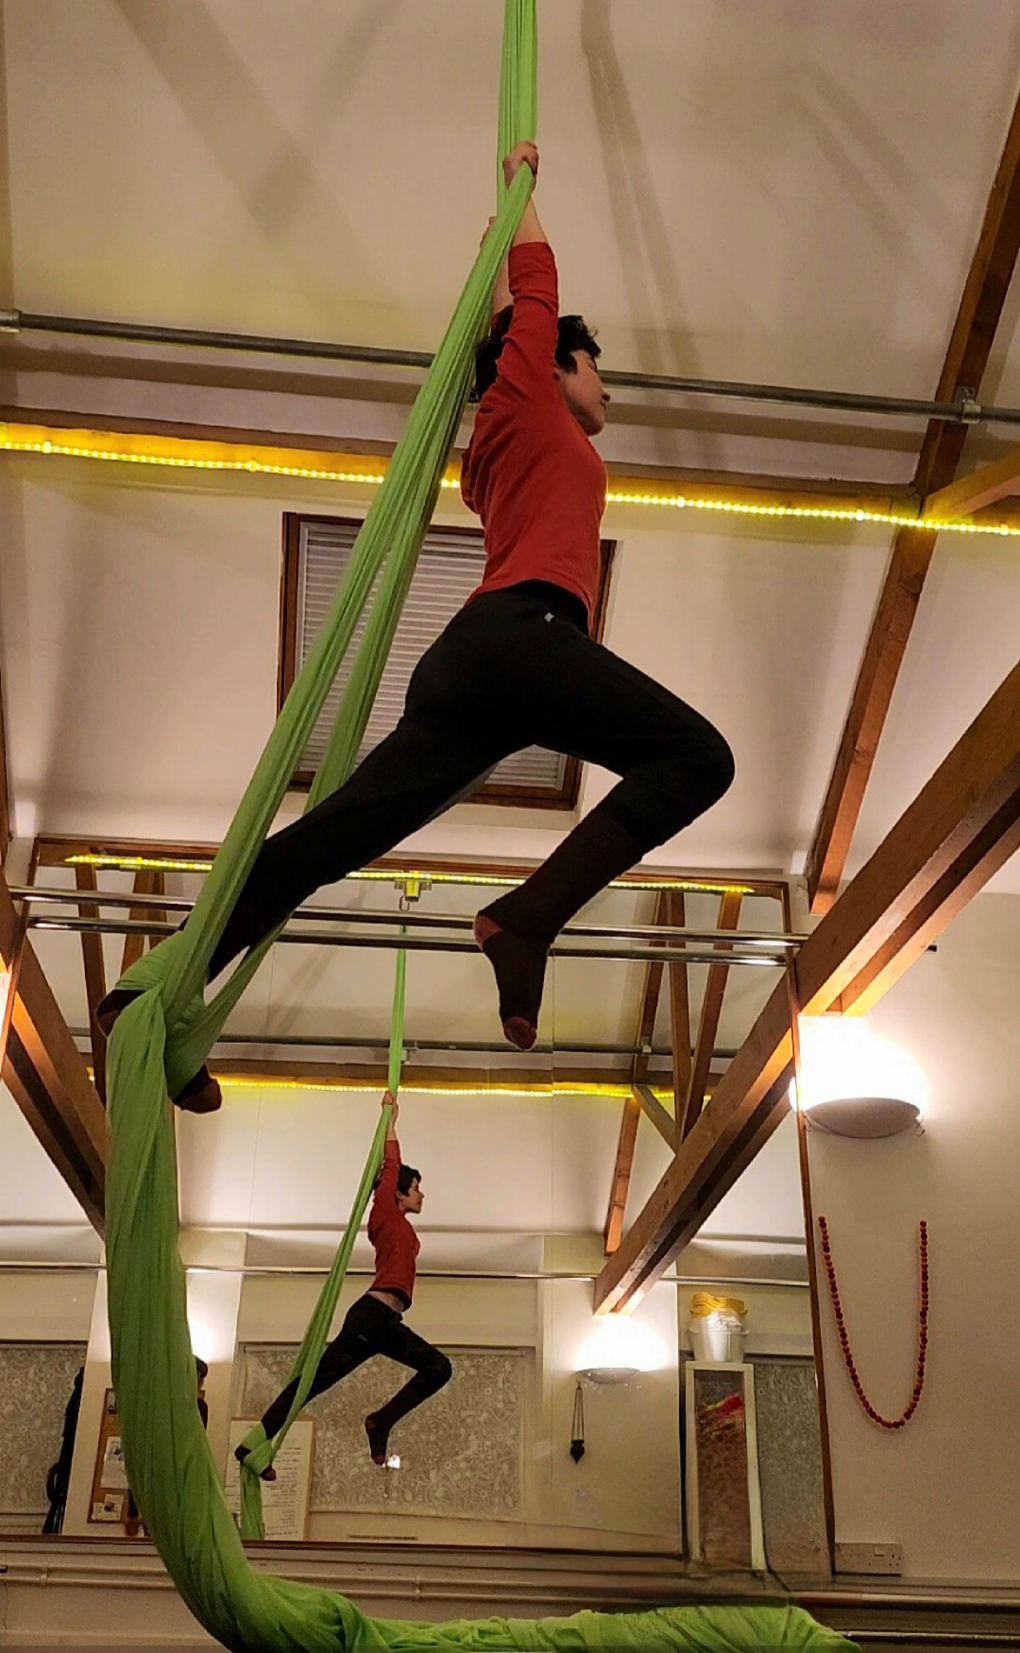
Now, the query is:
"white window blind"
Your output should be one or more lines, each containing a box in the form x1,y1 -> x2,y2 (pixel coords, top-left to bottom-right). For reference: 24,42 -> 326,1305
295,519 -> 568,795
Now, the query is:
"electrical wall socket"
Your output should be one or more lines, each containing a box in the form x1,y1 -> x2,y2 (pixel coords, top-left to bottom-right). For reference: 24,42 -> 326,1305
835,1541 -> 903,1576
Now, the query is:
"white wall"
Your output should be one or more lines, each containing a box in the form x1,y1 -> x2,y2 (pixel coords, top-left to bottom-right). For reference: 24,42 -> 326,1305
809,891 -> 1020,1582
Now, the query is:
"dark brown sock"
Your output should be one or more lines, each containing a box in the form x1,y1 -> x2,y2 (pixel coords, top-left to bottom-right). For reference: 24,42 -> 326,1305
476,809 -> 647,1048
97,989 -> 222,1114
365,1413 -> 391,1466
234,1444 -> 276,1482
473,915 -> 546,1051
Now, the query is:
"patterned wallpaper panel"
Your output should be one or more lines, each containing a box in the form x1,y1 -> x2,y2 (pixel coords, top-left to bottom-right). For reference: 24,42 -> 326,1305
750,1357 -> 829,1573
681,1353 -> 828,1573
241,1344 -> 524,1520
0,1343 -> 86,1522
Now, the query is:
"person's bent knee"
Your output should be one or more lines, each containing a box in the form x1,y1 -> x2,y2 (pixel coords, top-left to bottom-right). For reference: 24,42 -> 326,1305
428,1352 -> 454,1393
700,728 -> 735,809
661,726 -> 735,824
654,727 -> 734,838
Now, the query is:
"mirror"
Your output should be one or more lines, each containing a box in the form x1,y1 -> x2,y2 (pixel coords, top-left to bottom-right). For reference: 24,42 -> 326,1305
4,856 -> 825,1575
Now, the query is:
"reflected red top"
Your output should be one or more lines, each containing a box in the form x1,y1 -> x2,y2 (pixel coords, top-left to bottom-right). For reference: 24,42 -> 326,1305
368,1138 -> 420,1308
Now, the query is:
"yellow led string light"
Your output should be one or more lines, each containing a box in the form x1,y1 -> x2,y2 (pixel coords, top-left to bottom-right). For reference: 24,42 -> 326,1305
219,1078 -> 672,1101
83,1067 -> 679,1103
65,851 -> 753,897
3,422 -> 1018,539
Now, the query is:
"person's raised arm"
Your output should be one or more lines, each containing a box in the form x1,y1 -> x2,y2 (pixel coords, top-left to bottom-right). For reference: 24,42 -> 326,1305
503,142 -> 547,248
371,1093 -> 400,1219
479,144 -> 557,403
383,1091 -> 399,1141
485,220 -> 512,319
483,144 -> 545,319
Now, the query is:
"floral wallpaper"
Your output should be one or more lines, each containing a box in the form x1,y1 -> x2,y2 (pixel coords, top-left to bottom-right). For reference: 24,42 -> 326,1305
241,1343 -> 524,1519
0,1343 -> 87,1524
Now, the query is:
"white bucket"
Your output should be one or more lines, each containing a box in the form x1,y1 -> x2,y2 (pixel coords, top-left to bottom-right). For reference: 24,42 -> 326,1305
689,1310 -> 747,1364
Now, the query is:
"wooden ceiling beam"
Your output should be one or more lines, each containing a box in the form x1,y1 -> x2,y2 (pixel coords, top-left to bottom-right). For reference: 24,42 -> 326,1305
0,662 -> 10,862
634,1081 -> 675,1147
805,88 -> 1020,915
679,891 -> 742,1142
120,866 -> 166,976
604,1092 -> 641,1256
596,656 -> 1020,1312
0,868 -> 106,1230
206,1057 -> 651,1092
74,864 -> 108,1105
664,891 -> 692,1132
603,892 -> 669,1254
923,441 -> 1020,520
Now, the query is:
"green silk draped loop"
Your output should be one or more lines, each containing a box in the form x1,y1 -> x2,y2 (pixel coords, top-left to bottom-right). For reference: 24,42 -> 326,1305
238,943 -> 407,1538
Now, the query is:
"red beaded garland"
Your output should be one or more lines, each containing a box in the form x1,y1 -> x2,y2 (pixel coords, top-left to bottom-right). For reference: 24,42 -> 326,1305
817,1216 -> 929,1431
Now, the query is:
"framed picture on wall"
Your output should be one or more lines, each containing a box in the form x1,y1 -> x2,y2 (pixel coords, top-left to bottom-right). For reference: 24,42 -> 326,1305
684,1362 -> 765,1572
87,1389 -> 132,1528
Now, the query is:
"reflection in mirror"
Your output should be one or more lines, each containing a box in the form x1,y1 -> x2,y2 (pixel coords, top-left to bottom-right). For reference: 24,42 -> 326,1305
8,855 -> 824,1574
0,1080 -> 97,1536
549,879 -> 828,1573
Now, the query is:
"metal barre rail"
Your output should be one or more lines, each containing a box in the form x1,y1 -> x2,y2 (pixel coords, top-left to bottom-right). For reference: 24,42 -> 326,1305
27,913 -> 795,967
11,884 -> 804,950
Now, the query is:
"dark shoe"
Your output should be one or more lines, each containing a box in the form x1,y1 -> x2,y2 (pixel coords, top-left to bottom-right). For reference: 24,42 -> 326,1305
234,1444 -> 276,1482
96,987 -> 141,1037
96,989 -> 222,1114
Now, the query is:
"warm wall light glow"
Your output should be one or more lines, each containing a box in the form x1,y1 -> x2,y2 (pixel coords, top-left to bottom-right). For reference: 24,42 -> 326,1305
185,1312 -> 217,1366
185,1270 -> 244,1364
574,1312 -> 666,1375
793,1016 -> 928,1118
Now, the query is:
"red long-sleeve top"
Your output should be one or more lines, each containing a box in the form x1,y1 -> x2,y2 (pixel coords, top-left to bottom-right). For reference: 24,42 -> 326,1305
461,242 -> 607,627
368,1138 -> 420,1308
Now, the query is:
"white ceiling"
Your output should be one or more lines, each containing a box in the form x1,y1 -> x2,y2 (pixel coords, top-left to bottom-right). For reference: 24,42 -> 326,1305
5,0 -> 1020,400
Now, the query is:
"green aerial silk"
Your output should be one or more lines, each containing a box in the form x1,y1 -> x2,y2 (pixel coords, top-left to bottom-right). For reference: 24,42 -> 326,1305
104,3 -> 855,1648
237,944 -> 407,1540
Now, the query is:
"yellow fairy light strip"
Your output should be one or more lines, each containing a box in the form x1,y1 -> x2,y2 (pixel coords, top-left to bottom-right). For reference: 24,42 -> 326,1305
0,422 -> 445,492
215,1077 -> 673,1102
3,420 -> 1019,538
603,487 -> 1019,537
65,852 -> 754,897
85,1064 -> 694,1104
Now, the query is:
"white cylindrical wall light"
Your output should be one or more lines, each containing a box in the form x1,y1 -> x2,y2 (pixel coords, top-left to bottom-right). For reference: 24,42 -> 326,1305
793,1016 -> 927,1138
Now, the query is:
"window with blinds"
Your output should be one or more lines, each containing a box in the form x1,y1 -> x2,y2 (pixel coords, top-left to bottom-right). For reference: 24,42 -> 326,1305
278,514 -> 614,807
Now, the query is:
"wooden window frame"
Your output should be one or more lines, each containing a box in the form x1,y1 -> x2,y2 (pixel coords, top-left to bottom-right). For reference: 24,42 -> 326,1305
277,512 -> 618,811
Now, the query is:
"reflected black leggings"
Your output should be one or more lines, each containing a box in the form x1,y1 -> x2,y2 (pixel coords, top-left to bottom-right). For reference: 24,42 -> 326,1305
210,582 -> 734,979
260,1293 -> 452,1441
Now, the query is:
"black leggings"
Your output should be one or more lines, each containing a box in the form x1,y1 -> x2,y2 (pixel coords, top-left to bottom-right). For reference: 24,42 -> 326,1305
210,582 -> 734,977
260,1292 -> 452,1441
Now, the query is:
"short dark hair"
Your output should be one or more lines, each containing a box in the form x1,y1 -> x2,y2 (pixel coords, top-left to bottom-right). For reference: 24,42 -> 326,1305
397,1164 -> 421,1196
471,307 -> 600,401
194,1356 -> 208,1383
